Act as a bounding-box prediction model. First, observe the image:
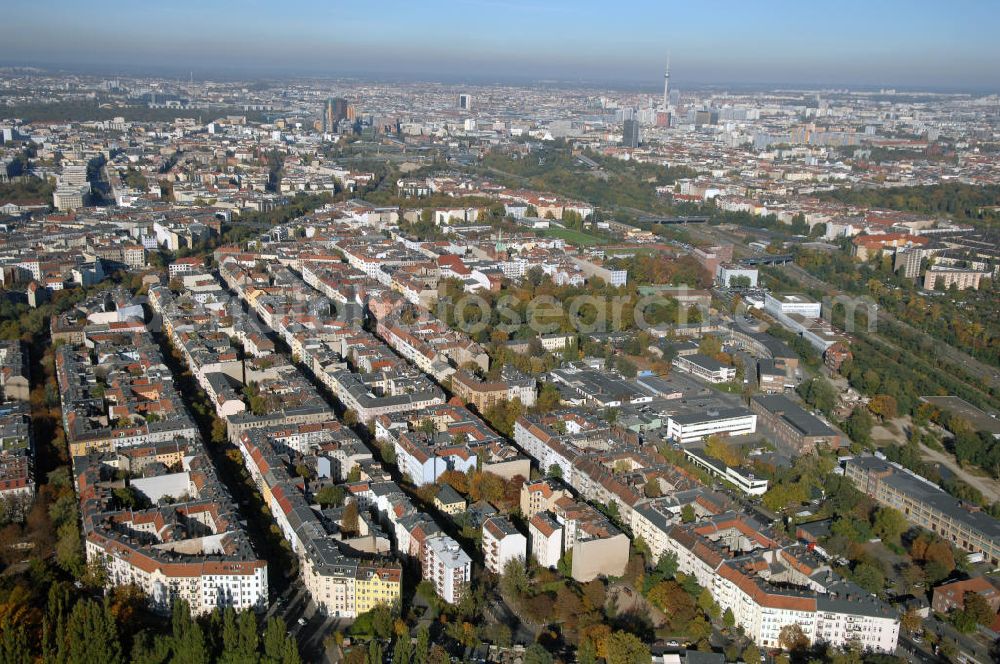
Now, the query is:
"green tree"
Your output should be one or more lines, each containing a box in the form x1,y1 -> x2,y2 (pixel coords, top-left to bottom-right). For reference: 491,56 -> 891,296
315,485 -> 346,508
237,610 -> 261,663
169,600 -> 209,664
844,408 -> 874,446
63,599 -> 124,664
523,644 -> 554,664
851,562 -> 885,595
0,622 -> 32,664
220,608 -> 240,664
688,615 -> 712,641
367,640 -> 383,664
961,591 -> 994,627
392,633 -> 412,663
500,556 -> 529,597
413,625 -> 430,664
871,506 -> 907,543
370,604 -> 394,640
577,639 -> 598,664
680,504 -> 695,523
262,617 -> 300,664
606,631 -> 651,664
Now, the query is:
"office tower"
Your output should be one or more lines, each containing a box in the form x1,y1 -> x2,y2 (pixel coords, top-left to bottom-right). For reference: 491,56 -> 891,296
458,93 -> 472,111
622,119 -> 640,148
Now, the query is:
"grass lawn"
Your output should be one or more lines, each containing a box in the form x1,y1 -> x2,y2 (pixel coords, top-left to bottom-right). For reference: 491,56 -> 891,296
543,226 -> 607,246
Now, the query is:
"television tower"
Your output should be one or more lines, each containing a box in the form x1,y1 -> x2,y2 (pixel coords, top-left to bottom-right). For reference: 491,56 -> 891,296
662,54 -> 671,111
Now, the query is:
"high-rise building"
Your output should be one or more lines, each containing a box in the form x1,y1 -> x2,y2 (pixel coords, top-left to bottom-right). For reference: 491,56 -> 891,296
662,54 -> 670,110
458,93 -> 472,111
323,97 -> 350,132
622,119 -> 640,148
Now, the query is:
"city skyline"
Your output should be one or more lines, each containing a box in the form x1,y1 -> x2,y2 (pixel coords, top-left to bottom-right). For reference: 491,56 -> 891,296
2,0 -> 999,92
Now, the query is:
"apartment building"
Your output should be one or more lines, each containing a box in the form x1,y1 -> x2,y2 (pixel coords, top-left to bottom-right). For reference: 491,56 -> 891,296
482,515 -> 527,574
529,512 -> 563,569
422,535 -> 472,604
236,424 -> 402,618
0,403 -> 33,519
922,266 -> 989,291
520,478 -> 572,518
450,367 -> 537,412
664,514 -> 899,652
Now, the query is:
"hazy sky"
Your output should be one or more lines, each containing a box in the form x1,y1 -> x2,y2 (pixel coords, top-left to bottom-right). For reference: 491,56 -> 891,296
3,0 -> 998,90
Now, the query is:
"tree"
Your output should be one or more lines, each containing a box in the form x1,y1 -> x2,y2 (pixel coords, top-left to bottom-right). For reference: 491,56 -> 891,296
844,407 -> 874,446
704,435 -> 741,467
646,580 -> 697,631
688,615 -> 712,640
922,539 -> 956,581
797,377 -> 837,414
482,622 -> 511,649
547,463 -> 562,479
500,556 -> 529,597
413,625 -> 430,664
237,610 -> 260,663
723,607 -> 736,629
962,591 -> 994,627
743,643 -> 762,664
899,562 -> 926,592
871,506 -> 907,543
523,644 -> 553,664
680,504 -> 695,523
899,607 -> 923,634
370,604 -> 395,640
315,485 -> 346,508
343,409 -> 359,426
577,639 -> 598,664
698,335 -> 722,357
341,501 -> 360,535
63,599 -> 124,664
851,562 -> 884,595
367,640 -> 383,664
778,623 -> 809,652
262,617 -> 300,664
868,395 -> 898,420
653,552 -> 679,581
392,633 -> 412,664
606,631 -> 651,664
535,382 -> 562,412
221,608 -> 240,664
0,623 -> 32,664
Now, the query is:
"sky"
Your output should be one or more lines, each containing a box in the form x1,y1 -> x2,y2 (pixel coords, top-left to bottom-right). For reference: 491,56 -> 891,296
2,0 -> 999,91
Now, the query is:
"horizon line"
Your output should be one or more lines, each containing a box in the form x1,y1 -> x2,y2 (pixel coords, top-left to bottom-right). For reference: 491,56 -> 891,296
1,60 -> 998,97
